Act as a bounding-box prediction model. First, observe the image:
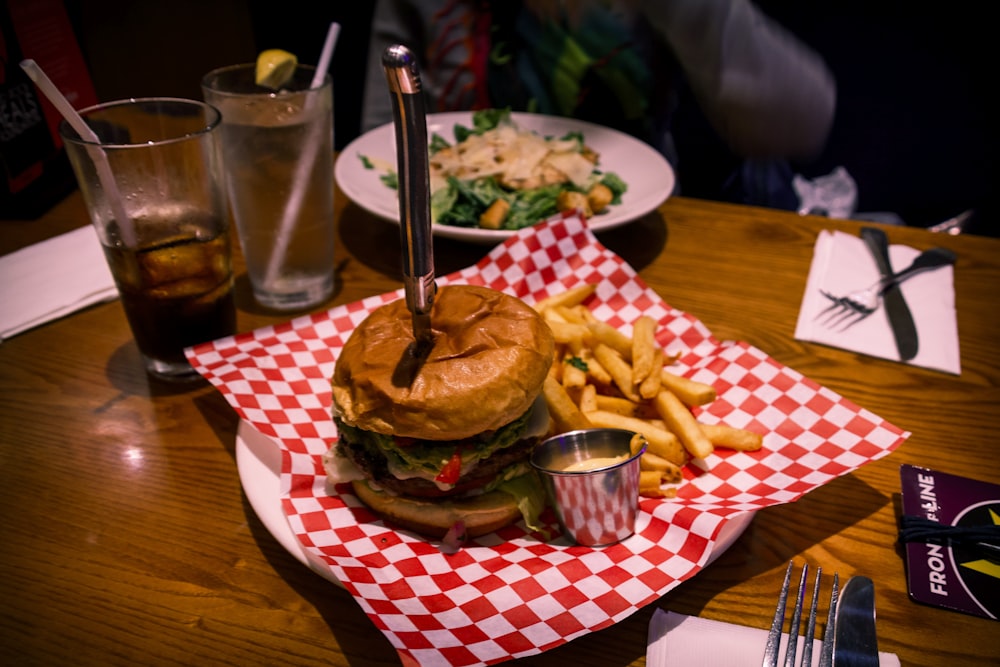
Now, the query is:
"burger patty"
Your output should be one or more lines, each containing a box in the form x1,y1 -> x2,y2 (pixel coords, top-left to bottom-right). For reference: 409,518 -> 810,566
336,426 -> 542,499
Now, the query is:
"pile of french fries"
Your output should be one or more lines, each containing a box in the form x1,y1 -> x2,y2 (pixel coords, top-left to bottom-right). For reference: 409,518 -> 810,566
534,284 -> 763,498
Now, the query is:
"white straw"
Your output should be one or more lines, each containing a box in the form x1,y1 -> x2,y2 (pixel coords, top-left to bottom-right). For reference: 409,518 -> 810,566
20,59 -> 136,248
263,21 -> 341,288
312,22 -> 340,89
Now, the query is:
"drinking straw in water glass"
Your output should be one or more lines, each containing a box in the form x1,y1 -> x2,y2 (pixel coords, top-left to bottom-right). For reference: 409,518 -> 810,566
263,21 -> 340,286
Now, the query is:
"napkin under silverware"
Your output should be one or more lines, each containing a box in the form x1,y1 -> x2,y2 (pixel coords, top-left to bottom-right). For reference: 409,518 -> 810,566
0,225 -> 117,342
647,609 -> 900,667
794,229 -> 960,375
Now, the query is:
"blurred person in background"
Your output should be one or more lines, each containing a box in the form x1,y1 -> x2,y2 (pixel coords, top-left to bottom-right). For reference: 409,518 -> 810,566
361,0 -> 837,210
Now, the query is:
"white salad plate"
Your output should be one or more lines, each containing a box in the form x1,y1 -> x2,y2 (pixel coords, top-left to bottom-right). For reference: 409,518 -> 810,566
335,111 -> 676,244
235,421 -> 752,586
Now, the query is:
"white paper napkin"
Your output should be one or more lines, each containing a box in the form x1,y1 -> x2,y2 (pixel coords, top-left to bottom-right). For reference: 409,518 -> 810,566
647,609 -> 900,667
794,229 -> 960,375
0,225 -> 118,342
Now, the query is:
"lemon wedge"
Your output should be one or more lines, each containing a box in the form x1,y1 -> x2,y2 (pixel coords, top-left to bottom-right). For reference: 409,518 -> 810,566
255,49 -> 298,89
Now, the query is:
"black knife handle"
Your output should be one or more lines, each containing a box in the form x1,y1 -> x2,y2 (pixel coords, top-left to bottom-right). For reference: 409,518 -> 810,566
861,227 -> 957,286
860,227 -> 893,278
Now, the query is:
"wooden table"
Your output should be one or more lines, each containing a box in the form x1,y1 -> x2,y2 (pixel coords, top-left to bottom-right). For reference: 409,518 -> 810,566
2,179 -> 998,666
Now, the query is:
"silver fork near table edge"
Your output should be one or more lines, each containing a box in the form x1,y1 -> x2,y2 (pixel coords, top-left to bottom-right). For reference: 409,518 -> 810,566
763,561 -> 840,667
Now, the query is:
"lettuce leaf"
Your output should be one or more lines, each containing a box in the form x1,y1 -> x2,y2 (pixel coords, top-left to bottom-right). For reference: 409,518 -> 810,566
497,471 -> 550,536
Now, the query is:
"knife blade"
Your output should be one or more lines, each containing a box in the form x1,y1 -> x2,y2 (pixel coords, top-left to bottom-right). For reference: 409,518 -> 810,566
860,227 -> 918,361
383,44 -> 436,353
833,575 -> 880,667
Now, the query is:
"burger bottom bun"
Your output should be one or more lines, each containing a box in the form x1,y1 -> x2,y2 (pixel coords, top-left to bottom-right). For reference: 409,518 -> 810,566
351,479 -> 522,539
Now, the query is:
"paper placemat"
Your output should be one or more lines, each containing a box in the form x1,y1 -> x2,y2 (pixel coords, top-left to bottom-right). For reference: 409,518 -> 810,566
187,213 -> 908,666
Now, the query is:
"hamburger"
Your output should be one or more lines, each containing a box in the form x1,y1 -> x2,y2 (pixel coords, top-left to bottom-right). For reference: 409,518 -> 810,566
327,284 -> 555,539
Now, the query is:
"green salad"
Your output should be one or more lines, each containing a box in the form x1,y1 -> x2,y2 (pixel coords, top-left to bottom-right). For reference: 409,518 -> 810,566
359,109 -> 627,230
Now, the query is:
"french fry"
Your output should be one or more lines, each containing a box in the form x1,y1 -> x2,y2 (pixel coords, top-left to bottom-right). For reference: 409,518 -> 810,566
647,460 -> 683,484
638,344 -> 664,400
700,423 -> 764,451
653,390 -> 714,460
546,320 -> 588,346
594,394 -> 644,418
639,451 -> 679,473
592,394 -> 659,420
629,433 -> 647,456
578,383 -> 598,413
532,283 -> 597,313
580,348 -> 612,385
543,375 -> 593,433
586,410 -> 685,464
631,315 -> 657,386
659,370 -> 717,407
639,470 -> 680,497
587,321 -> 633,359
593,343 -> 641,402
542,308 -> 569,324
554,305 -> 587,324
642,435 -> 686,466
574,304 -> 597,324
561,356 -> 588,389
566,336 -> 586,356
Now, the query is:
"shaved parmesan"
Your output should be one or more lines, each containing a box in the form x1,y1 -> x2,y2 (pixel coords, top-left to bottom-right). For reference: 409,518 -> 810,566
429,123 -> 599,194
545,151 -> 597,189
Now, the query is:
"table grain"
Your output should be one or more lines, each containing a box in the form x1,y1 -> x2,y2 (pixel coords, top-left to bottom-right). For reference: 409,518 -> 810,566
2,172 -> 998,666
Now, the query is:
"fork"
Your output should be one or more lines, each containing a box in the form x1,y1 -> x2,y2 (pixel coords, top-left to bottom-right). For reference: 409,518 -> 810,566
816,246 -> 956,330
762,561 -> 840,667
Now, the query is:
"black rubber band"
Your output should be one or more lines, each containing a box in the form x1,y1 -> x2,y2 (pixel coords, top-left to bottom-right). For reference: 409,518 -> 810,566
898,514 -> 1000,546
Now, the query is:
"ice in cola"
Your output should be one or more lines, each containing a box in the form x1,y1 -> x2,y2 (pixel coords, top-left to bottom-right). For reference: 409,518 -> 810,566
103,211 -> 235,374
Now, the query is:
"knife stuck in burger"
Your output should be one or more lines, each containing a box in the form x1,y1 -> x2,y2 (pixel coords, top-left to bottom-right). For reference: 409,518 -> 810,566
322,47 -> 555,544
383,43 -> 436,356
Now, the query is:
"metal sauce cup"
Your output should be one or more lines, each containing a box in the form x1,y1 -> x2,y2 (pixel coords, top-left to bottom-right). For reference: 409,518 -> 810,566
531,428 -> 646,546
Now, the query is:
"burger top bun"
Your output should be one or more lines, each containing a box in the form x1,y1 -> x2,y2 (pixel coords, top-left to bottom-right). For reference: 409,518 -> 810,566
332,285 -> 555,441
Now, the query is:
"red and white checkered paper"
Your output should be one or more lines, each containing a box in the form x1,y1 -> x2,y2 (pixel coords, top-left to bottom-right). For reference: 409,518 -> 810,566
188,213 -> 908,667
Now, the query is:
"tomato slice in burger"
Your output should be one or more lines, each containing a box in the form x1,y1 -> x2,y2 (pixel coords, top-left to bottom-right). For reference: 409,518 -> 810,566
435,450 -> 462,485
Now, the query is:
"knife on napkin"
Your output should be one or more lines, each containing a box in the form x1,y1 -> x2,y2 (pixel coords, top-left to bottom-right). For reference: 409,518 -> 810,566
833,576 -> 880,667
859,228 -> 918,361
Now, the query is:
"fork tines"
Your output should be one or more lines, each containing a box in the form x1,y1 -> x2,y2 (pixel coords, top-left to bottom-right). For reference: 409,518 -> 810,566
762,561 -> 839,667
816,291 -> 871,330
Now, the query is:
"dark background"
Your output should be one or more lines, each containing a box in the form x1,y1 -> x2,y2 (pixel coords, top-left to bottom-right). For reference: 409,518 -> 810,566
677,1 -> 995,234
61,1 -> 376,152
9,1 -> 997,236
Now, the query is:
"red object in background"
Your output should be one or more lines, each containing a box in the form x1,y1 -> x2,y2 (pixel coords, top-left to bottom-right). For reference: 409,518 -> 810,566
1,0 -> 97,216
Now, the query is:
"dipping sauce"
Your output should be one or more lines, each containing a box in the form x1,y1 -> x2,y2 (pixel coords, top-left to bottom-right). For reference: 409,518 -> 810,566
533,428 -> 645,546
561,455 -> 628,472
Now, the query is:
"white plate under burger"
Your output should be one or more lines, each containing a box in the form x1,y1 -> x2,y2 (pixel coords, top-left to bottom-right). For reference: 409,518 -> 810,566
235,421 -> 753,585
334,111 -> 676,245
